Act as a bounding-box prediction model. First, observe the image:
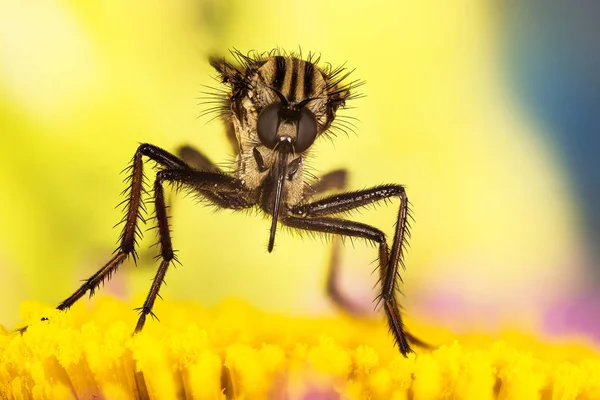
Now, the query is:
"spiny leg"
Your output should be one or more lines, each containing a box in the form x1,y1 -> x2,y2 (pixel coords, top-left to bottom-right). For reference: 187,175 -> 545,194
133,168 -> 250,332
56,144 -> 191,311
291,185 -> 411,298
287,185 -> 416,355
133,171 -> 173,332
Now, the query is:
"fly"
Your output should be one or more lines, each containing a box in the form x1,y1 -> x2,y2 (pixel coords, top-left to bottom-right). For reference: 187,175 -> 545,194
39,49 -> 424,356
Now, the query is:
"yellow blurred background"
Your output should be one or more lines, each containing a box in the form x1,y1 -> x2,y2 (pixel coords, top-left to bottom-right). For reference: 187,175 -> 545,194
0,1 -> 589,340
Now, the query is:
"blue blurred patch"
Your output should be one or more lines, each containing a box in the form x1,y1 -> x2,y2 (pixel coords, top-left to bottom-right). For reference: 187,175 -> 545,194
501,0 -> 600,268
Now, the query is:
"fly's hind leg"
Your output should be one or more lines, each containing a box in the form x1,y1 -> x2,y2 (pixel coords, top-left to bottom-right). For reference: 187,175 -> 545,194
304,169 -> 348,198
177,145 -> 221,173
305,169 -> 371,316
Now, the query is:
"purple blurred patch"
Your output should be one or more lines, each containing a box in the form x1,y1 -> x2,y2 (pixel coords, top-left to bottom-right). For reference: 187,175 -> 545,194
302,388 -> 340,400
542,287 -> 600,344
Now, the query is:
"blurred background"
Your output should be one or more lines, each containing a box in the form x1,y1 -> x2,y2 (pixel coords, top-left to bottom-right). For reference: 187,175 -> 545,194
0,1 -> 598,343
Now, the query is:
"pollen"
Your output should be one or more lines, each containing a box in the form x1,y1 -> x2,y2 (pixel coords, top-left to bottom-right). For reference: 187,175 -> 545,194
1,298 -> 599,399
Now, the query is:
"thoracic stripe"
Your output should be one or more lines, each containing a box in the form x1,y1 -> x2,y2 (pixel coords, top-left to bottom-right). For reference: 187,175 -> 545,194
273,56 -> 286,92
288,58 -> 299,102
303,61 -> 315,100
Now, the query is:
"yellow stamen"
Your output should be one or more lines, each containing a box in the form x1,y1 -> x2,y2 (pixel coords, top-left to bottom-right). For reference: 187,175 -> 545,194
1,298 -> 599,399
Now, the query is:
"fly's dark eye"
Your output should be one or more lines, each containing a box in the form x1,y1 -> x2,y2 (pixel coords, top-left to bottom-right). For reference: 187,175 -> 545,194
257,103 -> 281,149
295,108 -> 317,152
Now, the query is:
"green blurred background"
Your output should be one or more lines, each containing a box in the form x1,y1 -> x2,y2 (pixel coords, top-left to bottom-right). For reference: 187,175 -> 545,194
0,1 -> 593,340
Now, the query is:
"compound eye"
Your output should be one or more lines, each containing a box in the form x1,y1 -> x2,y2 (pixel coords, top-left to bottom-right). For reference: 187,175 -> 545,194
257,103 -> 281,149
295,108 -> 318,152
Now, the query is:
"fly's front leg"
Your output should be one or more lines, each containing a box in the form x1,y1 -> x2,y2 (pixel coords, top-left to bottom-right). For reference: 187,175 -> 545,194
292,185 -> 411,301
130,167 -> 249,400
133,169 -> 250,332
287,184 -> 416,355
56,144 -> 190,311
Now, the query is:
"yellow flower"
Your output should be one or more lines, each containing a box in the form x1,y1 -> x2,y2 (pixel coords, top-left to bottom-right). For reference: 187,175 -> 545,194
1,298 -> 599,399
